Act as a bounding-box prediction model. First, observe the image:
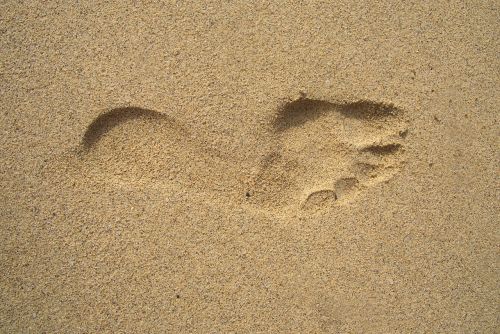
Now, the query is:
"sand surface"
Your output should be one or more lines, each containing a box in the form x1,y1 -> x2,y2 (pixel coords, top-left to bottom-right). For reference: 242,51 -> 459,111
1,1 -> 498,333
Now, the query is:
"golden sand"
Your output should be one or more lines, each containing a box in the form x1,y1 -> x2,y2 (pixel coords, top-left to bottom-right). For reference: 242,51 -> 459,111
1,1 -> 498,332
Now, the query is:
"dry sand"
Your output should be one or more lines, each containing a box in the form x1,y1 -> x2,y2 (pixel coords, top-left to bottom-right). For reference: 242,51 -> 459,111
1,1 -> 498,333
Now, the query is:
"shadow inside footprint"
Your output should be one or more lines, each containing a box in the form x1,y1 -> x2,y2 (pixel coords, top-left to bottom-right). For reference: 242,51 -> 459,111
82,107 -> 169,149
274,98 -> 400,133
361,143 -> 402,155
274,98 -> 334,132
338,100 -> 399,120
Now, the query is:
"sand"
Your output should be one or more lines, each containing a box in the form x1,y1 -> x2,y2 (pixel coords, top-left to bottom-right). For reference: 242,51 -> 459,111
1,1 -> 498,333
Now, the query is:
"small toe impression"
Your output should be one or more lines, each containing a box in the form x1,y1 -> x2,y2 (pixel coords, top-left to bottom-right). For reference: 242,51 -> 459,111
302,189 -> 337,211
301,178 -> 360,211
334,177 -> 359,200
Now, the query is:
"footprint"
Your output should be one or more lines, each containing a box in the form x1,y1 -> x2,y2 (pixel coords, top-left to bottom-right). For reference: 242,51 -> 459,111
247,95 -> 408,212
65,100 -> 408,215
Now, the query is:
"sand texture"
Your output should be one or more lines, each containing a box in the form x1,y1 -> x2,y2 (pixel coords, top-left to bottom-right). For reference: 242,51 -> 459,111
1,1 -> 499,333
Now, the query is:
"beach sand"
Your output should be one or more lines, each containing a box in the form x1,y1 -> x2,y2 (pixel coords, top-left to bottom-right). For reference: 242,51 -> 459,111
1,1 -> 498,332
